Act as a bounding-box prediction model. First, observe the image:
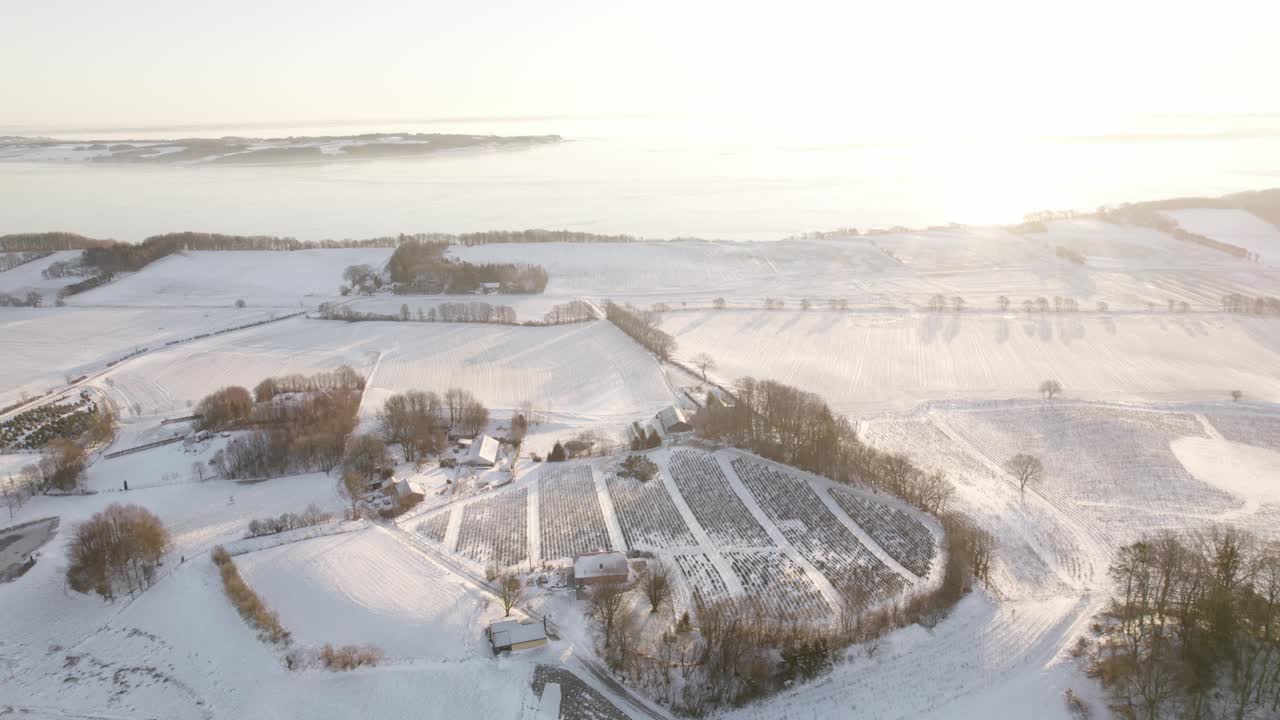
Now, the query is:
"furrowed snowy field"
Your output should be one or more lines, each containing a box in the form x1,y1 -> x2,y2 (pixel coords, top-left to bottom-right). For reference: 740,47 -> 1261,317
662,310 -> 1280,413
0,306 -> 277,408
449,218 -> 1280,310
91,317 -> 676,422
408,447 -> 941,625
66,248 -> 394,307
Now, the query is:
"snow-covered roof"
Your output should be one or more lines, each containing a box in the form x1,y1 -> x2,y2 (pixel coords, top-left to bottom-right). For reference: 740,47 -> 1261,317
573,551 -> 628,580
462,434 -> 499,466
394,479 -> 426,497
489,619 -> 546,647
657,405 -> 689,431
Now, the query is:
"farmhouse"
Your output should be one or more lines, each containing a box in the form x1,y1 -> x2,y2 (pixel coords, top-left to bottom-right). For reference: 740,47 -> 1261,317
572,550 -> 629,589
461,434 -> 500,466
656,406 -> 691,434
487,619 -> 548,653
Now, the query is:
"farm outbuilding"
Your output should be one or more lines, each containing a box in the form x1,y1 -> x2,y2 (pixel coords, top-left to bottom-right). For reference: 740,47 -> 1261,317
488,619 -> 548,653
461,434 -> 500,467
656,406 -> 691,434
572,551 -> 629,589
392,479 -> 426,503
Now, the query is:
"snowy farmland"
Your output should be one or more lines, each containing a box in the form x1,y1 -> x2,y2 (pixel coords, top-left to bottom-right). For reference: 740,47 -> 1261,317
0,305 -> 278,407
662,309 -> 1280,412
2,204 -> 1280,719
0,250 -> 85,302
90,316 -> 677,420
409,448 -> 940,624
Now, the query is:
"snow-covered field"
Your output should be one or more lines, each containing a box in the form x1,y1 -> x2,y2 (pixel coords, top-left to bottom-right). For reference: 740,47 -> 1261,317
0,306 -> 278,408
450,218 -> 1280,311
0,250 -> 84,302
3,209 -> 1280,719
1165,208 -> 1280,265
663,309 -> 1280,412
67,248 -> 394,307
90,317 -> 677,422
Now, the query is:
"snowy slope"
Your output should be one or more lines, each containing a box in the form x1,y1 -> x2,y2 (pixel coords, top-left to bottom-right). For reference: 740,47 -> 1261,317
663,310 -> 1280,412
92,317 -> 677,421
67,248 -> 394,307
0,250 -> 84,302
0,306 -> 277,408
1164,208 -> 1280,264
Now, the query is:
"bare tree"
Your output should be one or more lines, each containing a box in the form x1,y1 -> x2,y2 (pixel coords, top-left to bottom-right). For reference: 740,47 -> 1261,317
641,560 -> 672,613
952,296 -> 965,312
712,297 -> 726,310
496,573 -> 523,617
691,352 -> 716,382
1039,379 -> 1063,400
191,461 -> 207,482
1097,301 -> 1109,313
1231,389 -> 1243,402
588,580 -> 629,648
1005,453 -> 1044,497
339,468 -> 365,519
997,296 -> 1010,312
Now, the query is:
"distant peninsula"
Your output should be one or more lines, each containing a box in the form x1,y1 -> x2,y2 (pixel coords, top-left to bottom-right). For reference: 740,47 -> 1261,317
0,132 -> 562,165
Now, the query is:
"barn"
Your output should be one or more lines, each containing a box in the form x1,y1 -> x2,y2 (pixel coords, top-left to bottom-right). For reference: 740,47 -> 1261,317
656,406 -> 692,434
572,550 -> 629,590
488,619 -> 548,653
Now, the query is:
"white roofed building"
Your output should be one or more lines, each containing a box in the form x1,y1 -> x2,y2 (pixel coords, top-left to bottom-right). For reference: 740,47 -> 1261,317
572,550 -> 629,588
487,619 -> 548,653
461,434 -> 500,467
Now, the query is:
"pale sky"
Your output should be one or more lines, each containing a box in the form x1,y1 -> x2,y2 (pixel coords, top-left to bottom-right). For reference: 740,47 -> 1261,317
3,0 -> 1277,135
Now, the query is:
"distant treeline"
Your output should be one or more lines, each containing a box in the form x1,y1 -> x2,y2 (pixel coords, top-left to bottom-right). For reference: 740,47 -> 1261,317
387,240 -> 548,294
1100,205 -> 1254,259
0,232 -> 111,252
316,298 -> 595,326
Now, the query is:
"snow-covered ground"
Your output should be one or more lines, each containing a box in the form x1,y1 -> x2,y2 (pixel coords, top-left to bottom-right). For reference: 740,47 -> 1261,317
663,309 -> 1280,413
0,250 -> 85,302
66,248 -> 394,308
3,212 -> 1280,719
1164,208 -> 1280,265
0,306 -> 278,408
92,317 -> 678,423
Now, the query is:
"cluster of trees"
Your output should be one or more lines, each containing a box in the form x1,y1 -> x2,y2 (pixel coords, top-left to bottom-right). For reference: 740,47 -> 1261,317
246,504 -> 333,538
211,389 -> 361,479
1093,529 -> 1280,719
604,301 -> 675,360
377,391 -> 447,461
251,365 -> 364,402
376,388 -> 489,460
1221,293 -> 1280,315
617,454 -> 659,482
1019,296 -> 1081,313
542,300 -> 596,324
548,430 -> 613,462
41,257 -> 91,278
339,264 -> 384,295
926,295 -> 966,312
66,504 -> 169,601
1056,246 -> 1088,265
387,240 -> 548,294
